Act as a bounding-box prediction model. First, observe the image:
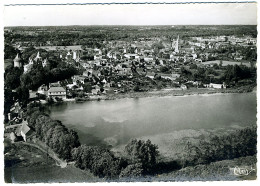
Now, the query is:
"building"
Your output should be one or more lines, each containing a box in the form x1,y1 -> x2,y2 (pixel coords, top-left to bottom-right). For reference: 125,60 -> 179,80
181,84 -> 187,90
34,51 -> 42,61
10,132 -> 17,143
208,83 -> 226,89
29,90 -> 38,100
37,84 -> 48,95
172,35 -> 179,53
14,53 -> 22,68
20,122 -> 34,142
48,87 -> 67,99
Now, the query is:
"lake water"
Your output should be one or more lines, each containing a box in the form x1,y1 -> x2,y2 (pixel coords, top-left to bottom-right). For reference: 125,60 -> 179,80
50,93 -> 257,147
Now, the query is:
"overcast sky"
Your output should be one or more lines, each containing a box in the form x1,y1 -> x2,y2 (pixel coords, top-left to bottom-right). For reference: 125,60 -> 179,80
3,2 -> 257,26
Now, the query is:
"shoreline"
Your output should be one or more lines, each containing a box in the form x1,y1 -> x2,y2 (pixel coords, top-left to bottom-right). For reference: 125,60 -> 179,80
62,86 -> 256,103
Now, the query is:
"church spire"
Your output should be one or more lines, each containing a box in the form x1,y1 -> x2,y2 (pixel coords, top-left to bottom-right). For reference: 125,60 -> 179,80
175,35 -> 179,53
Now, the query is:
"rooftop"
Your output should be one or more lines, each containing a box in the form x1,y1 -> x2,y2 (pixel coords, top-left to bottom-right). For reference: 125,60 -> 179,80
48,87 -> 66,92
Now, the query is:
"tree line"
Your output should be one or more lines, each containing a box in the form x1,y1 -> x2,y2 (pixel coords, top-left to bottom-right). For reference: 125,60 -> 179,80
26,102 -> 80,160
5,25 -> 257,47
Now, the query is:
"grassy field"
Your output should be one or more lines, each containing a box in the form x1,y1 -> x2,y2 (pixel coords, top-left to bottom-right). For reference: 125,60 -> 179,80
151,155 -> 256,181
4,139 -> 99,183
203,60 -> 251,67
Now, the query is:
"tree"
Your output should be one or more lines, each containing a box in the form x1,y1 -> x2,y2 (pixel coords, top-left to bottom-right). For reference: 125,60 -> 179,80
72,145 -> 126,178
83,82 -> 93,93
190,64 -> 198,69
4,88 -> 14,121
4,44 -> 18,59
213,63 -> 219,69
160,66 -> 169,73
4,66 -> 23,89
219,60 -> 223,67
124,139 -> 159,173
133,85 -> 140,92
15,86 -> 29,106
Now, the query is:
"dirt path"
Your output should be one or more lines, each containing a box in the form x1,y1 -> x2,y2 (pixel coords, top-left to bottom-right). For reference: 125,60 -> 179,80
18,141 -> 67,168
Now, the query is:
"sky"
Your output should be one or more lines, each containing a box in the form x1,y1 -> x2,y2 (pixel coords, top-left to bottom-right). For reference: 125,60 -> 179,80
3,2 -> 257,26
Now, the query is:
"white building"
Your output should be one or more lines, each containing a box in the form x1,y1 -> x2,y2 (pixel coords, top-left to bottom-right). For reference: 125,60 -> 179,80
48,87 -> 67,99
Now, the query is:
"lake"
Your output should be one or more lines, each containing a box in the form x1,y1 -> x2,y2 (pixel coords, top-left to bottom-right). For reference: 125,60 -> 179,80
50,93 -> 257,147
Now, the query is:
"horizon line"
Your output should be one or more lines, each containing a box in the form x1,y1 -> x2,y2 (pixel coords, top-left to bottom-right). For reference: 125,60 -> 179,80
4,24 -> 257,27
4,1 -> 257,6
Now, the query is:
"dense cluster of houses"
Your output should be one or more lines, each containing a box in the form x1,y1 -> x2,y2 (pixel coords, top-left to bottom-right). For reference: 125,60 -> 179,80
12,34 -> 256,102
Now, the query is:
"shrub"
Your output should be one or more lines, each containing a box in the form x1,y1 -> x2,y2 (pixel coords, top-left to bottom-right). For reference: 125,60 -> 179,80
119,163 -> 144,178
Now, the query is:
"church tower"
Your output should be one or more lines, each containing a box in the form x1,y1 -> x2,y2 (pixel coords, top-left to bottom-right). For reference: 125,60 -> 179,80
175,35 -> 179,53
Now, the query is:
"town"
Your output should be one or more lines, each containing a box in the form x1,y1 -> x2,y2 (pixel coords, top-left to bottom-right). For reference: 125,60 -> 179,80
4,25 -> 257,182
5,26 -> 257,122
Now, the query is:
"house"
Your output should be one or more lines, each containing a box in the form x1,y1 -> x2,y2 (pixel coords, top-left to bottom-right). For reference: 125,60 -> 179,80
208,83 -> 226,89
144,57 -> 154,62
37,84 -> 48,95
146,72 -> 155,79
10,132 -> 17,143
91,85 -> 101,95
72,75 -> 85,84
172,73 -> 181,81
124,53 -> 139,60
181,84 -> 187,90
20,122 -> 34,142
81,62 -> 91,69
92,70 -> 101,78
29,90 -> 38,100
48,87 -> 66,99
49,82 -> 61,87
66,83 -> 77,90
118,68 -> 132,76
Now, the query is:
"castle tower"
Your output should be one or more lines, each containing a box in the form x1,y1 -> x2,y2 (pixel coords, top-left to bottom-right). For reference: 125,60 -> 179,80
73,51 -> 77,60
29,58 -> 34,65
14,53 -> 22,68
34,51 -> 41,61
42,58 -> 49,67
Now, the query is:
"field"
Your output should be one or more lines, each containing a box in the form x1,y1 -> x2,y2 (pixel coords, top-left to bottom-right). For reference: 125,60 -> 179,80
151,155 -> 256,181
4,139 -> 99,183
34,45 -> 83,51
202,60 -> 251,67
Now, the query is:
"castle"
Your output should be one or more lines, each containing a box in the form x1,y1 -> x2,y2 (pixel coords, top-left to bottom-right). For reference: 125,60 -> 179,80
24,51 -> 49,73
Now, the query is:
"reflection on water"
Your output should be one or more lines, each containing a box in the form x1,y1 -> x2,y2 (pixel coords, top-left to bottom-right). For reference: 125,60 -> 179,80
50,93 -> 257,147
